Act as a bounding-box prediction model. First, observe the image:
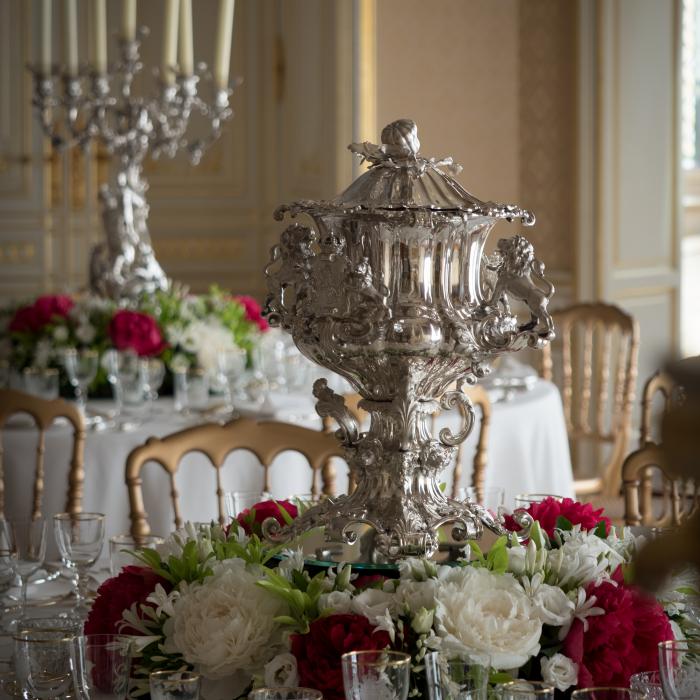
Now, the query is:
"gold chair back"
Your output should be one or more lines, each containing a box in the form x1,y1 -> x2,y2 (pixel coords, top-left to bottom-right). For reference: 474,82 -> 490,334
622,442 -> 699,527
125,417 -> 346,540
541,302 -> 639,496
0,389 -> 86,519
639,370 -> 679,446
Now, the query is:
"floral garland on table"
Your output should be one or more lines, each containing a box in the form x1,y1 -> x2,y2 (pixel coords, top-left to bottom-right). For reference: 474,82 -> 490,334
0,286 -> 268,384
85,498 -> 699,699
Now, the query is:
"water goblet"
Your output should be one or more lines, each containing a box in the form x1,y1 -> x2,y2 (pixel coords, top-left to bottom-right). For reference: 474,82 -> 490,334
513,493 -> 564,509
62,349 -> 98,415
570,690 -> 646,699
109,534 -> 164,576
174,367 -> 210,414
0,518 -> 47,625
249,689 -> 323,700
495,680 -> 555,699
149,670 -> 201,700
424,651 -> 490,700
74,634 -> 132,700
629,670 -> 664,699
144,358 -> 166,402
459,486 -> 506,520
341,650 -> 411,700
13,628 -> 81,700
217,347 -> 247,413
224,491 -> 272,520
658,639 -> 700,699
22,367 -> 59,400
53,512 -> 105,619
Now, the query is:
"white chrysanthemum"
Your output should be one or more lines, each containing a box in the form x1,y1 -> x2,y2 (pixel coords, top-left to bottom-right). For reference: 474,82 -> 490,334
434,567 -> 542,670
164,559 -> 286,679
178,319 -> 236,374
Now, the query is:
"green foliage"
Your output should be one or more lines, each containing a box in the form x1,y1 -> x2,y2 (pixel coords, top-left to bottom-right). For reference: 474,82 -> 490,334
468,536 -> 508,574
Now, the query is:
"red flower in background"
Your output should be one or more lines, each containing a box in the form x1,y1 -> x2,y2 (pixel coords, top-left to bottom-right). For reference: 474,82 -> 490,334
9,294 -> 74,333
504,497 -> 611,538
563,568 -> 674,688
236,499 -> 298,538
85,565 -> 170,636
235,295 -> 269,332
291,614 -> 392,700
109,309 -> 165,357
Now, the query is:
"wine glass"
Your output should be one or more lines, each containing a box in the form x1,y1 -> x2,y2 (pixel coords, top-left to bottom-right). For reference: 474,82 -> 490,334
570,690 -> 646,699
248,689 -> 323,699
459,486 -> 506,519
149,670 -> 201,700
424,651 -> 490,700
63,349 -> 98,415
53,513 -> 105,619
659,639 -> 700,699
74,634 -> 132,700
217,347 -> 247,413
341,650 -> 411,700
13,628 -> 81,700
629,671 -> 664,700
495,680 -> 555,699
0,518 -> 47,625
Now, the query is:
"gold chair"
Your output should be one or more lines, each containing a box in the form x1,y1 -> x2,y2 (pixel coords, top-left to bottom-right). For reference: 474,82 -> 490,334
0,389 -> 86,519
639,370 -> 680,446
328,387 -> 491,499
541,302 -> 639,497
622,442 -> 699,527
125,417 -> 346,540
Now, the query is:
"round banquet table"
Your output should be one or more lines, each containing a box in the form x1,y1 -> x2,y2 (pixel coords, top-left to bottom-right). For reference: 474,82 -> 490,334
2,379 -> 573,557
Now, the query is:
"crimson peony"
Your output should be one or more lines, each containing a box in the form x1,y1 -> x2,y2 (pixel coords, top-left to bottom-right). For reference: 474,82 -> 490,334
236,500 -> 298,538
563,568 -> 674,688
291,614 -> 392,700
9,294 -> 74,333
84,565 -> 170,636
504,497 -> 611,538
235,294 -> 269,332
108,309 -> 165,357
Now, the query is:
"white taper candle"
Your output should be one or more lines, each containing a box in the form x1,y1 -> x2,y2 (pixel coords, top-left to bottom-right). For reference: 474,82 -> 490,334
40,0 -> 52,76
162,0 -> 179,84
214,0 -> 235,89
64,0 -> 78,76
178,0 -> 194,76
93,0 -> 108,74
122,0 -> 137,42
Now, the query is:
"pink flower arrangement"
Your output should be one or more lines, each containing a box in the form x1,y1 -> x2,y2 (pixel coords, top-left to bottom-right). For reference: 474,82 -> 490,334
108,309 -> 166,357
9,294 -> 74,333
236,499 -> 298,538
235,294 -> 269,332
504,496 -> 611,538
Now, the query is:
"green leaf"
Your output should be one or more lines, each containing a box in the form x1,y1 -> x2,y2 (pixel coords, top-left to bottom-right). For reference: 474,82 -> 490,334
593,520 -> 608,538
555,515 -> 573,531
273,615 -> 300,627
468,541 -> 486,564
485,536 -> 508,574
275,501 -> 295,526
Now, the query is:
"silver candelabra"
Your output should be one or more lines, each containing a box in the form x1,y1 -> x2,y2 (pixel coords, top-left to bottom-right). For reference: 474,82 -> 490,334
264,119 -> 554,562
29,28 -> 237,300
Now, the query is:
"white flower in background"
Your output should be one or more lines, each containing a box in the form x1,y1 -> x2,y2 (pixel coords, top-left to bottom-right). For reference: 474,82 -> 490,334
605,526 -> 647,563
351,587 -> 398,626
373,608 -> 398,643
540,653 -> 578,691
398,558 -> 439,582
411,607 -> 434,635
33,339 -> 51,367
177,319 -> 235,374
75,323 -> 96,344
53,325 -> 69,342
278,548 -> 305,581
508,540 -> 548,577
318,590 -> 353,614
264,653 -> 298,688
169,352 -> 190,372
395,578 -> 439,615
156,521 -> 229,562
521,572 -> 575,628
146,584 -> 180,618
433,567 -> 542,670
558,588 -> 605,640
164,558 -> 286,679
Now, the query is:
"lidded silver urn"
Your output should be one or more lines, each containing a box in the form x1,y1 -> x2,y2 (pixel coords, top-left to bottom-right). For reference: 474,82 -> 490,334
263,119 -> 555,561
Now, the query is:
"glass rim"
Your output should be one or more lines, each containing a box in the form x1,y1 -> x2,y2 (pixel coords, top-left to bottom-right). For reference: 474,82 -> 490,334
149,669 -> 201,680
571,689 -> 643,698
22,366 -> 59,376
513,492 -> 565,501
109,533 -> 164,544
13,629 -> 77,643
53,512 -> 105,521
248,687 -> 323,695
423,649 -> 491,666
340,649 -> 411,665
497,679 -> 556,694
659,638 -> 700,650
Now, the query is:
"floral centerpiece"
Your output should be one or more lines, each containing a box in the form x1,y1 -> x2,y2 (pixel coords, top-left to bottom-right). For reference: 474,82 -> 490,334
0,286 -> 268,389
85,498 -> 699,699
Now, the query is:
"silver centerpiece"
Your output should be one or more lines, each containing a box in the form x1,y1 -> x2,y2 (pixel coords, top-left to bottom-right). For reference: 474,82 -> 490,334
29,30 -> 237,301
264,118 -> 554,561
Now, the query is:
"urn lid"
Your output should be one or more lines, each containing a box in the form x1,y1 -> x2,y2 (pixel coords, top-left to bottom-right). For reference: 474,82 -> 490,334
275,119 -> 534,224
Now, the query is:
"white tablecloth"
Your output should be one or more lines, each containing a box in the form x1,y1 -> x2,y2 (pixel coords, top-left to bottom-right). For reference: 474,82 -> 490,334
2,380 -> 573,556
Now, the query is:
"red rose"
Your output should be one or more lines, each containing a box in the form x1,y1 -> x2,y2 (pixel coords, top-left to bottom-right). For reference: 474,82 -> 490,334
235,294 -> 269,332
108,309 -> 165,357
236,499 -> 298,537
563,569 -> 674,688
291,614 -> 392,700
85,565 -> 171,636
504,497 -> 611,538
9,294 -> 74,333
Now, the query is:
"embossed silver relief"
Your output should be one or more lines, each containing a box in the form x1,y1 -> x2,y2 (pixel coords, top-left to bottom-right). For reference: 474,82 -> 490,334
263,119 -> 554,560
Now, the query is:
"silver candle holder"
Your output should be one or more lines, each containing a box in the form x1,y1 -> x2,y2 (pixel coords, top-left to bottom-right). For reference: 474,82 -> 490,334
28,28 -> 238,301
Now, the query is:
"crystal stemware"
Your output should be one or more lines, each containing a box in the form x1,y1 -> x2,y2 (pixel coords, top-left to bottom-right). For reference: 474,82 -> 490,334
629,670 -> 664,700
459,486 -> 506,520
22,367 -> 60,400
62,349 -> 98,415
144,357 -> 166,402
53,513 -> 105,619
341,650 -> 411,700
424,651 -> 490,700
109,534 -> 164,576
248,689 -> 323,700
570,689 -> 646,699
217,347 -> 247,413
149,670 -> 201,700
224,491 -> 272,520
659,639 -> 700,699
495,680 -> 555,699
0,518 -> 47,625
13,628 -> 81,700
74,634 -> 132,700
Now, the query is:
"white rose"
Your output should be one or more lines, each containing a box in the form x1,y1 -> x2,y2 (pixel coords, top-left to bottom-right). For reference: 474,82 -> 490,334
434,567 -> 542,670
164,559 -> 286,678
395,579 -> 438,614
264,653 -> 298,688
319,590 -> 353,614
351,587 -> 398,625
540,653 -> 578,691
53,325 -> 69,342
